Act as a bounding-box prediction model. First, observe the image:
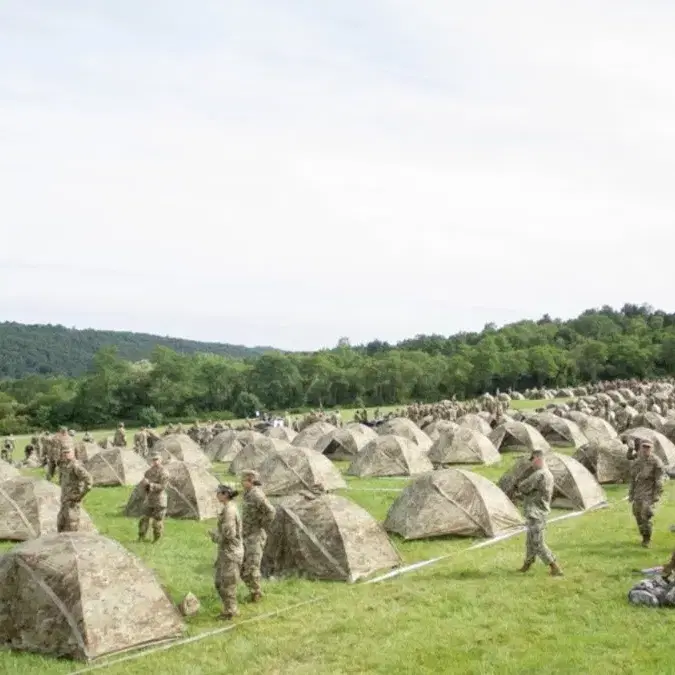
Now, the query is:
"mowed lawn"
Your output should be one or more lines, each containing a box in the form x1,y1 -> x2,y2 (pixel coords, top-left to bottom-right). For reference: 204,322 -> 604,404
4,398 -> 673,674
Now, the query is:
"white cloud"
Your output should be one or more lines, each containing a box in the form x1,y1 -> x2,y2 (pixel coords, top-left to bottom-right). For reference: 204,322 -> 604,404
1,0 -> 674,350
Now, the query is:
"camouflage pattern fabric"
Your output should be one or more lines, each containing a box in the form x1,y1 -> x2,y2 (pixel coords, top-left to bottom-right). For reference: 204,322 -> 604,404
241,486 -> 275,596
113,427 -> 127,448
518,465 -> 556,565
57,459 -> 93,533
138,463 -> 170,541
212,502 -> 244,615
629,454 -> 665,540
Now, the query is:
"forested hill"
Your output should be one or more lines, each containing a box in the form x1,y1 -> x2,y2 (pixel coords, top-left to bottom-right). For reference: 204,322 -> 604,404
0,322 -> 274,378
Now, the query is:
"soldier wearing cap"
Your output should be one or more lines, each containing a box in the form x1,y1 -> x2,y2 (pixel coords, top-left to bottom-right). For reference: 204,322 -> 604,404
113,422 -> 127,448
240,470 -> 276,602
57,446 -> 93,532
137,452 -> 170,543
209,484 -> 243,620
516,450 -> 563,576
628,439 -> 664,547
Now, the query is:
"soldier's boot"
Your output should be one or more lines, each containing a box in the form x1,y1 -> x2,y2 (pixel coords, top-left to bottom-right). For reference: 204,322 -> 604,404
217,610 -> 238,620
641,536 -> 651,548
517,560 -> 534,573
249,591 -> 262,603
152,520 -> 164,543
549,562 -> 564,577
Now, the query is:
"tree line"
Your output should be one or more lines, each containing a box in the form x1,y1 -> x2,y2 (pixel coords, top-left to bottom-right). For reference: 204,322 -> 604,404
1,304 -> 674,434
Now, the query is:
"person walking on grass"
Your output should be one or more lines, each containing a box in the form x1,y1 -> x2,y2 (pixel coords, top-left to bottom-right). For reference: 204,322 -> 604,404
517,450 -> 563,577
138,452 -> 169,543
210,484 -> 244,620
240,470 -> 276,602
628,439 -> 664,548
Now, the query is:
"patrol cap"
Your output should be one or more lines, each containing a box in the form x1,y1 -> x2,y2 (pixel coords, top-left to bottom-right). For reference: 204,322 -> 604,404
217,484 -> 239,499
150,452 -> 162,460
639,439 -> 654,449
240,469 -> 260,481
529,449 -> 545,460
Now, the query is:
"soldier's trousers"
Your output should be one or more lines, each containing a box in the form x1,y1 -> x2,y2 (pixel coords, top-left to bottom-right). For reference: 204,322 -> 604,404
215,554 -> 242,615
241,534 -> 265,595
524,517 -> 555,565
139,506 -> 166,540
632,499 -> 655,539
45,458 -> 58,481
57,502 -> 82,533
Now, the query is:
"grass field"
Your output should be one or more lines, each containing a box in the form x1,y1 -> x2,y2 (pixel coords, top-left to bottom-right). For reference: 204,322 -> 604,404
3,398 -> 672,675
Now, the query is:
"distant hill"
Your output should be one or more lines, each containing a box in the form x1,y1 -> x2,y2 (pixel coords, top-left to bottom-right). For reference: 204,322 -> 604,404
0,322 -> 274,378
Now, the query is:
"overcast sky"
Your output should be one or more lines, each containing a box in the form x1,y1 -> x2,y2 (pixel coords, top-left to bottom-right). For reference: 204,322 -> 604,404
1,1 -> 674,350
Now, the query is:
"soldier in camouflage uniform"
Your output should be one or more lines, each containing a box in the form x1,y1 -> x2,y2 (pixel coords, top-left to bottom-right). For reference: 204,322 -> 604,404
82,431 -> 94,443
30,433 -> 43,462
517,450 -> 563,576
210,484 -> 244,620
57,446 -> 93,532
1,435 -> 14,462
138,452 -> 170,542
240,470 -> 276,602
113,422 -> 127,448
134,427 -> 149,457
628,439 -> 664,547
47,427 -> 73,482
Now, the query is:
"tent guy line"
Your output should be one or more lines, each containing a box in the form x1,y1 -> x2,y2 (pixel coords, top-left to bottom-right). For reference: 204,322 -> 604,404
67,498 -> 619,674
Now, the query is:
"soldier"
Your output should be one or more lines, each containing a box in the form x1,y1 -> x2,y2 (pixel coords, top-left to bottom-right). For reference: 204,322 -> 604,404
209,484 -> 244,620
240,470 -> 276,602
138,452 -> 170,543
517,450 -> 563,576
1,435 -> 14,462
134,427 -> 149,456
57,446 -> 93,532
30,432 -> 43,461
113,422 -> 127,448
628,439 -> 664,547
47,427 -> 72,482
82,431 -> 94,443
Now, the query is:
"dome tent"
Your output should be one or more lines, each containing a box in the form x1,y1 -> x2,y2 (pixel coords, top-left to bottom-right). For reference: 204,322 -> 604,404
428,428 -> 501,467
264,426 -> 297,442
205,430 -> 252,463
0,532 -> 184,661
383,469 -> 523,540
258,446 -> 347,496
422,420 -> 460,442
574,415 -> 619,445
0,460 -> 20,482
125,461 -> 220,520
457,414 -> 493,437
0,477 -> 97,541
315,424 -> 378,461
84,448 -> 149,487
489,421 -> 551,454
376,418 -> 432,452
153,434 -> 211,468
498,452 -> 606,511
261,492 -> 401,582
529,413 -> 588,449
228,436 -> 291,476
74,441 -> 102,462
346,435 -> 433,478
573,440 -> 632,484
291,422 -> 337,452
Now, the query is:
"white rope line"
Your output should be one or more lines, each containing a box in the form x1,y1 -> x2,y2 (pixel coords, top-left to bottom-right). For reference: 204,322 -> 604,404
342,487 -> 403,493
68,496 -> 621,672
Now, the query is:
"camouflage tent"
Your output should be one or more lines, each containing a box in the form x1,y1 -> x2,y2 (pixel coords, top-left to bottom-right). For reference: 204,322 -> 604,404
0,460 -> 20,482
291,422 -> 337,452
0,532 -> 184,661
315,424 -> 378,461
261,492 -> 401,582
205,430 -> 243,462
264,426 -> 297,443
84,448 -> 149,487
457,414 -> 493,436
384,469 -> 523,540
498,452 -> 606,510
376,418 -> 432,452
621,428 -> 675,468
228,437 -> 291,476
528,413 -> 588,449
573,440 -> 632,484
573,415 -> 619,445
489,421 -> 551,454
125,461 -> 220,520
258,446 -> 346,496
153,434 -> 211,469
664,418 -> 675,444
346,435 -> 433,478
428,428 -> 501,467
74,441 -> 101,462
632,412 -> 665,433
422,420 -> 460,442
0,477 -> 96,541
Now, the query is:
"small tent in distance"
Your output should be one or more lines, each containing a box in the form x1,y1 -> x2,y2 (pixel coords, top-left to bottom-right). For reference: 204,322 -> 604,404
84,448 -> 149,487
376,418 -> 432,452
229,437 -> 291,476
153,434 -> 211,469
573,440 -> 632,484
428,428 -> 500,467
291,422 -> 338,452
315,424 -> 378,461
346,435 -> 433,478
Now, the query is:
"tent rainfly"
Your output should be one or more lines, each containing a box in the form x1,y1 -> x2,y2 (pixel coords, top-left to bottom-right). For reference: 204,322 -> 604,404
264,426 -> 297,443
315,424 -> 378,460
489,421 -> 551,454
457,414 -> 493,437
84,448 -> 149,487
421,420 -> 460,442
228,437 -> 291,476
0,532 -> 184,661
384,469 -> 524,540
428,427 -> 501,467
125,461 -> 220,520
346,435 -> 433,478
152,434 -> 211,468
573,415 -> 619,445
0,477 -> 97,541
375,418 -> 432,452
258,446 -> 347,496
573,440 -> 632,484
498,452 -> 607,510
74,441 -> 102,462
261,492 -> 401,582
291,422 -> 338,452
529,413 -> 588,449
0,460 -> 20,482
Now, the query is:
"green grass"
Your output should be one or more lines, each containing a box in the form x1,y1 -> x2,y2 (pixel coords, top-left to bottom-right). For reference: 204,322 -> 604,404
6,399 -> 669,675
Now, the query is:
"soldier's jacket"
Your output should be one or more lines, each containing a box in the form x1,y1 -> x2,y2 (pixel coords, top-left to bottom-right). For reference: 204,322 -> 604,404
142,464 -> 169,507
518,466 -> 554,521
31,435 -> 41,453
242,486 -> 276,538
113,429 -> 127,446
59,459 -> 93,504
83,432 -> 94,443
51,433 -> 74,460
134,431 -> 148,452
213,502 -> 244,562
629,455 -> 665,502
